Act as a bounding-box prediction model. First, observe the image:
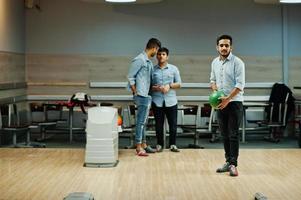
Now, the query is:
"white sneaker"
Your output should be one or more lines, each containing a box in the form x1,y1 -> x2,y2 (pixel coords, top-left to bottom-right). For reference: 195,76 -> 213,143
170,145 -> 180,152
156,145 -> 163,152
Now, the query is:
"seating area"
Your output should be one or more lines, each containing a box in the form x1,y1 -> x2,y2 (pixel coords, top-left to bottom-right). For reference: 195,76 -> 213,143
1,82 -> 300,148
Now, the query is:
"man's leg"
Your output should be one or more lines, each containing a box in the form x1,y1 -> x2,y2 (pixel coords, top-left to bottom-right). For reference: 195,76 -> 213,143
134,96 -> 151,155
152,103 -> 165,147
217,108 -> 230,163
165,104 -> 178,147
227,102 -> 243,167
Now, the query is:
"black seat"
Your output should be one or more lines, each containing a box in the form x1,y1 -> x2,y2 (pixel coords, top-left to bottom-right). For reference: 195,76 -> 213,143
179,104 -> 216,148
120,104 -> 136,149
30,103 -> 61,141
250,83 -> 295,142
0,103 -> 45,148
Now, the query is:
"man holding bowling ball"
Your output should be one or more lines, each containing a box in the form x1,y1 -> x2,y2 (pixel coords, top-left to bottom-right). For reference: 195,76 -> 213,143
209,34 -> 245,176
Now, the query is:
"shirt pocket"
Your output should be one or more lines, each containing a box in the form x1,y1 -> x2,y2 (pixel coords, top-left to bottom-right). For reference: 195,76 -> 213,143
166,72 -> 174,83
152,73 -> 161,85
140,65 -> 148,73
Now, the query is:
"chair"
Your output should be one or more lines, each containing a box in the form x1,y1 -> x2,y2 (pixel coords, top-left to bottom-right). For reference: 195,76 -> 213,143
178,104 -> 219,148
30,103 -> 62,141
119,104 -> 136,148
120,104 -> 156,148
177,105 -> 200,147
198,105 -> 220,143
298,117 -> 301,148
0,103 -> 45,148
251,83 -> 295,142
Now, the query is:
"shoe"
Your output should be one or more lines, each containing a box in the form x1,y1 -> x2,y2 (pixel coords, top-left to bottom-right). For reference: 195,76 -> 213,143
229,165 -> 238,176
255,192 -> 268,200
216,162 -> 230,173
156,145 -> 163,152
136,149 -> 148,157
144,146 -> 156,153
170,145 -> 180,152
254,192 -> 268,200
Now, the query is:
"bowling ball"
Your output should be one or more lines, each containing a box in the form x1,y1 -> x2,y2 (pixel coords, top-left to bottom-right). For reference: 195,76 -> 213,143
209,90 -> 225,109
117,115 -> 123,126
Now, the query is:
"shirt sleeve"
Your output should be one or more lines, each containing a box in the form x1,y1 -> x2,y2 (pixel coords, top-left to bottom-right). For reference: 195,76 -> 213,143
127,58 -> 144,86
234,58 -> 245,91
209,61 -> 216,84
174,67 -> 182,84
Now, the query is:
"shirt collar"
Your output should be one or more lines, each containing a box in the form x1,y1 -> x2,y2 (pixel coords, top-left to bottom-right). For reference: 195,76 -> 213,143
143,51 -> 151,62
219,52 -> 233,62
155,63 -> 169,69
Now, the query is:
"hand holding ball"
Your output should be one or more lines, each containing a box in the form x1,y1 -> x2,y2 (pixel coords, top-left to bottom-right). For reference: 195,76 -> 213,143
209,91 -> 225,109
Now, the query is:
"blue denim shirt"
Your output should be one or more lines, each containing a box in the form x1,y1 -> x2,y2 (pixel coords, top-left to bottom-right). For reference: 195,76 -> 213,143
151,63 -> 182,107
210,53 -> 245,102
127,51 -> 153,97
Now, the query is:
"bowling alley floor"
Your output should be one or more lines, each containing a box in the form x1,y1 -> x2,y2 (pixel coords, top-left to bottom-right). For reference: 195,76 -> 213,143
20,132 -> 300,149
1,147 -> 301,200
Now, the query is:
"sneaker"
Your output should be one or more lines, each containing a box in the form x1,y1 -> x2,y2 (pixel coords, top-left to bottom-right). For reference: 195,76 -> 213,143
254,192 -> 268,200
170,145 -> 180,152
229,165 -> 238,176
144,146 -> 156,153
156,145 -> 163,152
136,149 -> 148,157
216,162 -> 230,173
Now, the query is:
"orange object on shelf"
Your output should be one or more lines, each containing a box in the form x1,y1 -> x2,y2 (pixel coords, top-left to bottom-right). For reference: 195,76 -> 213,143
117,115 -> 123,126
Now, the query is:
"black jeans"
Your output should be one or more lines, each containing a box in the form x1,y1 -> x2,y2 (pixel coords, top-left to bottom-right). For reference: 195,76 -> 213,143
217,101 -> 243,166
152,102 -> 178,147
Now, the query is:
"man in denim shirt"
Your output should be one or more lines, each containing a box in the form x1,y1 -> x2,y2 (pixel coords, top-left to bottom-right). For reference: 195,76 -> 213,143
127,38 -> 161,156
210,35 -> 245,176
151,47 -> 182,152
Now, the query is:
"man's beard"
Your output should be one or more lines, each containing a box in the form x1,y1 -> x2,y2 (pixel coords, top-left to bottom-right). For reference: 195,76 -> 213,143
220,51 -> 230,58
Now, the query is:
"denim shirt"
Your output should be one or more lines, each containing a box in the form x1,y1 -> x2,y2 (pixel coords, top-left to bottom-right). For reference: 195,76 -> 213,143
127,51 -> 153,97
210,53 -> 245,102
151,63 -> 182,107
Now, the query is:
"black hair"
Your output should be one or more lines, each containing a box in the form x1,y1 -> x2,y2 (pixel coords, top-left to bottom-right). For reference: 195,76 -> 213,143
157,47 -> 169,56
216,35 -> 232,45
146,38 -> 161,49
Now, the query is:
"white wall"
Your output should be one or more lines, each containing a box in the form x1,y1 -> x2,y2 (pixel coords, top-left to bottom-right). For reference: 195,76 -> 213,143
288,5 -> 301,57
0,0 -> 25,53
25,0 -> 301,57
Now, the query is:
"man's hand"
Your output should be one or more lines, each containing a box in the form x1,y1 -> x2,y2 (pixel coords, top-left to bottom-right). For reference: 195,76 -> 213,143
130,85 -> 137,95
217,87 -> 241,109
211,83 -> 218,91
152,85 -> 161,92
217,96 -> 231,110
160,84 -> 170,94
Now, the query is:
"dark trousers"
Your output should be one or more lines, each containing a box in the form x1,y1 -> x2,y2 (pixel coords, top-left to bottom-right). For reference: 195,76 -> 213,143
152,102 -> 178,147
217,101 -> 243,166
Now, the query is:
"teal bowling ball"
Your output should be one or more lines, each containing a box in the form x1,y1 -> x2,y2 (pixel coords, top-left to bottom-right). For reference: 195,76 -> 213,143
209,90 -> 225,109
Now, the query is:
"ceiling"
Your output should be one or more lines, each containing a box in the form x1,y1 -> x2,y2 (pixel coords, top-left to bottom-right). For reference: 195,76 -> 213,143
80,0 -> 163,4
254,0 -> 279,4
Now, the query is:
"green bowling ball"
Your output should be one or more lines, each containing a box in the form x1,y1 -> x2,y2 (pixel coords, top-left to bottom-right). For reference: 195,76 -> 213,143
209,90 -> 225,109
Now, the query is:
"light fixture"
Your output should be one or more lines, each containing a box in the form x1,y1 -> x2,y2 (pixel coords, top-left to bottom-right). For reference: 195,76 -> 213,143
280,0 -> 301,3
105,0 -> 136,2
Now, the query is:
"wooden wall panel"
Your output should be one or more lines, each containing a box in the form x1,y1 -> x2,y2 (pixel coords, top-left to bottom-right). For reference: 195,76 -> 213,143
0,52 -> 25,83
242,56 -> 282,82
26,54 -> 284,96
0,52 -> 26,99
289,57 -> 301,96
